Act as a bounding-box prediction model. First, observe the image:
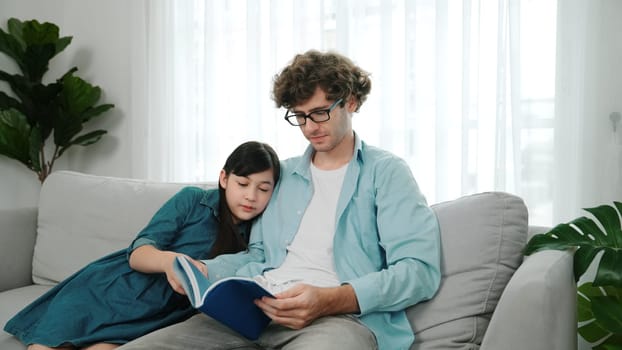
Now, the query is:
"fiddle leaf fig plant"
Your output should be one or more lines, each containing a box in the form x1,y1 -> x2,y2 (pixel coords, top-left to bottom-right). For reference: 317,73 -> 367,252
0,18 -> 114,183
524,201 -> 622,349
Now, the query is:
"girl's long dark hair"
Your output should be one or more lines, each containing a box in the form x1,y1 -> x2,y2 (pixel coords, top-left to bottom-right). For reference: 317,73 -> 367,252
208,141 -> 280,258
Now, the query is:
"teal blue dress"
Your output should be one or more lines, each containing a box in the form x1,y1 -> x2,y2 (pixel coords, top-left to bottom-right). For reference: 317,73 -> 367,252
3,186 -> 251,347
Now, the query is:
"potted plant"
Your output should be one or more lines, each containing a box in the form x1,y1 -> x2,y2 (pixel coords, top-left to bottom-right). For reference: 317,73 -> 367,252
524,202 -> 622,349
0,18 -> 114,183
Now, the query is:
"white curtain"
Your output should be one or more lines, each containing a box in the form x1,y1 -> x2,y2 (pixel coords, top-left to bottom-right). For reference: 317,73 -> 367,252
132,0 -> 561,225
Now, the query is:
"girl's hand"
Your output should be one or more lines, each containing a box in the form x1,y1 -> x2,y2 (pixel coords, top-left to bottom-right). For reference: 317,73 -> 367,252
164,254 -> 208,295
129,245 -> 207,294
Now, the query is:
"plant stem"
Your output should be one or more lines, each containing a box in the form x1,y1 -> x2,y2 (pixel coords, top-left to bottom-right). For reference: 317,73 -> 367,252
38,143 -> 47,183
47,145 -> 60,178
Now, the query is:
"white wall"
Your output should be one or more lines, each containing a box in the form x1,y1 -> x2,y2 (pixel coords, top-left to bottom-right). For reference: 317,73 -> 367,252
0,0 -> 138,209
592,1 -> 622,206
573,4 -> 622,341
580,0 -> 622,209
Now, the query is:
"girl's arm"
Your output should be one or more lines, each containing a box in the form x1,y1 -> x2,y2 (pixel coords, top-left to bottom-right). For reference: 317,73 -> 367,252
128,244 -> 179,273
129,245 -> 207,295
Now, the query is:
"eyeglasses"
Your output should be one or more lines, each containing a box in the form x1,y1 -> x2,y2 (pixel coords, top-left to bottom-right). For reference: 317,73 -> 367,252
284,98 -> 343,126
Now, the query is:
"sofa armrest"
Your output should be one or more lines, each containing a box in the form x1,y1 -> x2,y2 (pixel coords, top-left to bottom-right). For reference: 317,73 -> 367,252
480,249 -> 577,350
0,207 -> 37,292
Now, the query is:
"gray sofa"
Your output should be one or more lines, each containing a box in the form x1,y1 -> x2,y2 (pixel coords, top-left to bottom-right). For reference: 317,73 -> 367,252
0,170 -> 577,350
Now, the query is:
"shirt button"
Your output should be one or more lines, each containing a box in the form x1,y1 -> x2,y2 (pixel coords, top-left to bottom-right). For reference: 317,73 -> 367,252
297,210 -> 302,215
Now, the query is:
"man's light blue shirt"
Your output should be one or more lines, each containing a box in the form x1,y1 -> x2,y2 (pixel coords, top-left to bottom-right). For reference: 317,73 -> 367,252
205,134 -> 441,350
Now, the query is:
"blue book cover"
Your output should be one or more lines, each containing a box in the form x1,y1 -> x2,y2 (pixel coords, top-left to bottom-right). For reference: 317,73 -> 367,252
172,255 -> 274,340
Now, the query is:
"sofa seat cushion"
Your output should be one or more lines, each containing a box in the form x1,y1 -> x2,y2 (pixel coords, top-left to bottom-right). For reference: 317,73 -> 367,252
33,171 -> 215,285
0,285 -> 53,349
408,192 -> 528,349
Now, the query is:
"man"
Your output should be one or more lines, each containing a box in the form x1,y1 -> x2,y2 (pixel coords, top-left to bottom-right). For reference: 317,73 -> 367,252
120,50 -> 441,350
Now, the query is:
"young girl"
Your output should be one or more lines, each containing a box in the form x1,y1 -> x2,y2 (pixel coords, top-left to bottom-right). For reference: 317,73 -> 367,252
4,141 -> 280,350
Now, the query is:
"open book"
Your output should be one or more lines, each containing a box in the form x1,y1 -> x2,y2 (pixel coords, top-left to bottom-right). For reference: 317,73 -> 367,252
172,255 -> 274,340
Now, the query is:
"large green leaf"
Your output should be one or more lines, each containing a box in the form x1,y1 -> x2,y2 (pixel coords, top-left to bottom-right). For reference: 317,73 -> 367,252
60,74 -> 102,116
81,103 -> 115,123
524,202 -> 622,286
0,71 -> 33,112
603,286 -> 622,298
594,334 -> 622,350
579,293 -> 593,322
22,43 -> 56,82
7,18 -> 26,49
3,18 -> 72,82
0,108 -> 34,168
0,26 -> 24,63
593,296 -> 622,333
577,282 -> 622,348
0,70 -> 62,139
0,90 -> 22,111
575,245 -> 601,279
57,129 -> 107,157
54,73 -> 112,148
27,81 -> 63,139
579,283 -> 601,322
21,19 -> 59,45
580,318 -> 611,344
19,18 -> 72,57
71,130 -> 107,146
598,249 -> 622,286
585,205 -> 622,248
53,110 -> 83,148
55,36 -> 72,56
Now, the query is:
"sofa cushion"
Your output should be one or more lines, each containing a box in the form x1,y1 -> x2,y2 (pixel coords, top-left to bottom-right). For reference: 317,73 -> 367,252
0,208 -> 37,291
408,192 -> 528,349
33,171 -> 214,285
0,285 -> 53,349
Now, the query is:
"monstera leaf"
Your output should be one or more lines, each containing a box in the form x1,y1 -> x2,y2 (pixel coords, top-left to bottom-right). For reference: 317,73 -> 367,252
524,202 -> 622,287
524,202 -> 622,349
577,283 -> 622,349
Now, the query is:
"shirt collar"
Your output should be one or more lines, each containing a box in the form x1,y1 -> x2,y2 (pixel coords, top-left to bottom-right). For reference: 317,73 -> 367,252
292,131 -> 364,179
200,188 -> 220,218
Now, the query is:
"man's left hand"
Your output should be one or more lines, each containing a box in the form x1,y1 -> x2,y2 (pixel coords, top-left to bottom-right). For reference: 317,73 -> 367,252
254,283 -> 360,329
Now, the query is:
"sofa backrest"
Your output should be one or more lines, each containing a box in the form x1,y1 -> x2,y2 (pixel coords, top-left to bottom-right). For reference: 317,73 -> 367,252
33,171 -> 529,349
33,171 -> 216,285
408,191 -> 528,349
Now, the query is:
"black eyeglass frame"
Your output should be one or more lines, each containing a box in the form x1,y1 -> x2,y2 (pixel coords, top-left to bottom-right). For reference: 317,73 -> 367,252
283,98 -> 344,126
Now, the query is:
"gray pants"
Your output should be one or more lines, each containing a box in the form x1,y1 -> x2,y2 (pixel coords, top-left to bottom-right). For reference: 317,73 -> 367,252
118,313 -> 377,350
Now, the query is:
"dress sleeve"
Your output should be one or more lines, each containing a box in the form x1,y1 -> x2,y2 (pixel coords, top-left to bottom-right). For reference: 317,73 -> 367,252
126,187 -> 202,255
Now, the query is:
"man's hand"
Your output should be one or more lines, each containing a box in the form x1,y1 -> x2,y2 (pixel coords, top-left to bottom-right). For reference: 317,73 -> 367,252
255,283 -> 360,329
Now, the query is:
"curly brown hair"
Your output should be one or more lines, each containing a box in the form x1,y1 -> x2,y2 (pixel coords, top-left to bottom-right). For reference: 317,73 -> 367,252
272,50 -> 371,112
